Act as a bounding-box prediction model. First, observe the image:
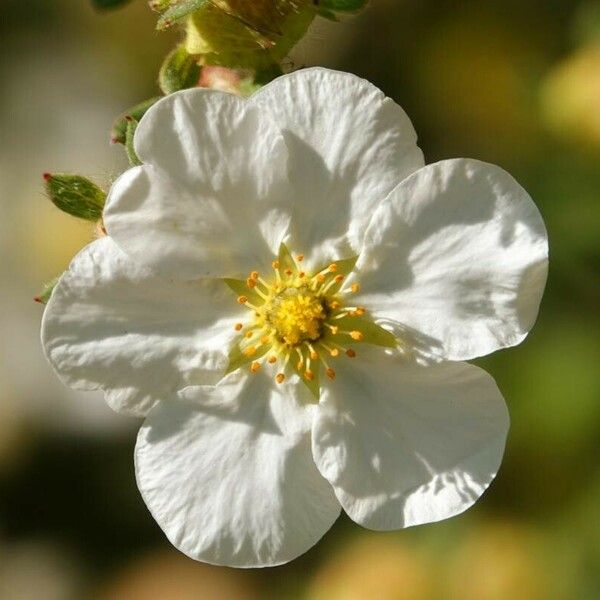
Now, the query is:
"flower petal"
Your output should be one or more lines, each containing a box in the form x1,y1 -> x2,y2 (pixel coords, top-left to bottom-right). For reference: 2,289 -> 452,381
41,237 -> 242,417
357,159 -> 548,361
252,67 -> 424,262
105,89 -> 292,278
312,349 -> 509,530
135,373 -> 341,567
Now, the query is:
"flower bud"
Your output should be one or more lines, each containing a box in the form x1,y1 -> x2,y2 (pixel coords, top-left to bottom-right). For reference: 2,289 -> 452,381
43,173 -> 106,221
111,97 -> 160,145
34,275 -> 60,305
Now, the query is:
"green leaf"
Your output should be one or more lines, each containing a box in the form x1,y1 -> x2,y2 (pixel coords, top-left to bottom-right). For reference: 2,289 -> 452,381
92,0 -> 132,10
319,0 -> 368,13
159,45 -> 201,95
44,173 -> 106,221
223,278 -> 264,307
225,337 -> 269,375
34,275 -> 60,305
157,0 -> 210,30
125,118 -> 142,166
111,97 -> 161,145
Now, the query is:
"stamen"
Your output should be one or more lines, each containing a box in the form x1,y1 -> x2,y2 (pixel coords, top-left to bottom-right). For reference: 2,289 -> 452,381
334,275 -> 344,283
349,331 -> 364,341
326,324 -> 339,335
296,254 -> 304,262
250,271 -> 259,281
245,331 -> 254,339
305,369 -> 315,381
244,346 -> 257,357
237,295 -> 248,304
350,283 -> 361,293
268,356 -> 277,364
246,278 -> 257,289
234,323 -> 243,331
275,373 -> 285,384
328,263 -> 338,273
346,348 -> 356,358
326,368 -> 336,381
272,260 -> 280,270
250,362 -> 261,373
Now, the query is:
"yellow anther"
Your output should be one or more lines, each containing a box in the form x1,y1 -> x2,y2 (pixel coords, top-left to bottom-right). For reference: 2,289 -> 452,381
326,368 -> 336,381
334,275 -> 344,283
245,331 -> 254,339
297,360 -> 303,370
305,369 -> 315,381
310,350 -> 319,360
350,283 -> 361,293
284,268 -> 293,276
316,273 -> 326,283
250,271 -> 259,281
272,260 -> 280,269
299,271 -> 306,278
237,295 -> 248,304
346,348 -> 356,358
250,362 -> 261,373
330,348 -> 340,357
247,278 -> 257,288
275,373 -> 285,384
268,356 -> 277,364
330,300 -> 341,310
327,324 -> 339,335
296,254 -> 304,262
350,331 -> 364,341
356,307 -> 366,316
328,263 -> 338,273
234,323 -> 243,331
244,346 -> 257,357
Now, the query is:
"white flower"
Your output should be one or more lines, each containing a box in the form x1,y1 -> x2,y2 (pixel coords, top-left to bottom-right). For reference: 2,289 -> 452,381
41,68 -> 548,567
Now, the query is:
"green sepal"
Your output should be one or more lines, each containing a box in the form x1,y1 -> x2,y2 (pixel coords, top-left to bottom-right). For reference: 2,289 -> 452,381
314,255 -> 358,295
125,118 -> 142,166
223,278 -> 264,306
277,243 -> 299,278
324,315 -> 398,349
319,0 -> 368,13
159,45 -> 201,95
44,174 -> 106,221
34,275 -> 60,305
157,0 -> 209,30
292,347 -> 321,401
148,0 -> 171,11
225,337 -> 269,375
92,0 -> 132,10
111,97 -> 161,145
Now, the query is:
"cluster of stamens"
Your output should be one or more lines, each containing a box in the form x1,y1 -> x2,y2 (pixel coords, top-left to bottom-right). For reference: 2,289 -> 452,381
229,251 -> 371,393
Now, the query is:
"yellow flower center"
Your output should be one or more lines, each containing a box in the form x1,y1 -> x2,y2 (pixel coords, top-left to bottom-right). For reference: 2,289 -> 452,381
224,245 -> 397,399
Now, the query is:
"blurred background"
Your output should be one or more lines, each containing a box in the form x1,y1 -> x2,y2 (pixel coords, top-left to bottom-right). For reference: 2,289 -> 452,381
0,0 -> 598,598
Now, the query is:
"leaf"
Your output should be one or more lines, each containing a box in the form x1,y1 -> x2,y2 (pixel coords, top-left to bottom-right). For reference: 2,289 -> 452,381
159,45 -> 201,95
91,0 -> 132,10
157,0 -> 210,30
44,173 -> 106,221
111,97 -> 161,145
125,118 -> 142,166
318,0 -> 368,13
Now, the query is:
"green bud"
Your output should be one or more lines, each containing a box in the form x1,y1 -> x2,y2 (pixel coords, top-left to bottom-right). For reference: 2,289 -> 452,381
111,97 -> 160,145
159,45 -> 201,94
34,276 -> 60,306
43,173 -> 106,221
125,117 -> 142,166
318,0 -> 368,13
148,0 -> 171,12
91,0 -> 132,10
157,0 -> 209,30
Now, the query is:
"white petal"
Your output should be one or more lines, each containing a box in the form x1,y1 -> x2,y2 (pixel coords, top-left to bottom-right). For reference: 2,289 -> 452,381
135,373 -> 341,567
357,159 -> 548,361
312,350 -> 509,530
105,89 -> 292,278
41,237 -> 242,417
252,68 -> 424,262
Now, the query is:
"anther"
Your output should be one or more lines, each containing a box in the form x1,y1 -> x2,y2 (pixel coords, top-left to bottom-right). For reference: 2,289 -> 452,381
275,373 -> 285,384
330,300 -> 341,310
334,275 -> 344,283
272,260 -> 280,269
350,331 -> 364,341
247,278 -> 257,288
244,346 -> 257,357
350,283 -> 361,293
268,356 -> 277,364
245,331 -> 253,339
305,369 -> 315,381
250,271 -> 259,281
250,362 -> 261,373
326,368 -> 336,381
296,254 -> 304,262
330,348 -> 340,357
346,348 -> 356,358
355,307 -> 366,316
237,295 -> 248,304
299,271 -> 305,278
328,263 -> 338,273
234,323 -> 243,331
327,324 -> 339,335
284,269 -> 293,276
310,350 -> 319,360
